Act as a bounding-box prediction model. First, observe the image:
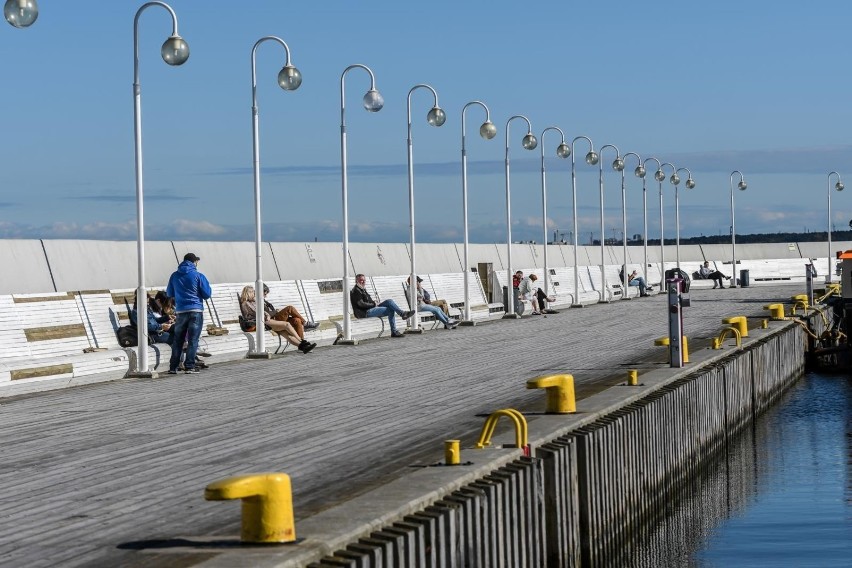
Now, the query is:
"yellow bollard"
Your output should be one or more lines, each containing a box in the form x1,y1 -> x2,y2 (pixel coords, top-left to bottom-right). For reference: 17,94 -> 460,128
475,409 -> 528,452
715,326 -> 742,348
626,369 -> 638,386
791,294 -> 809,308
204,473 -> 296,544
526,374 -> 576,413
653,336 -> 689,363
444,439 -> 461,465
721,315 -> 748,337
761,319 -> 768,329
763,303 -> 785,320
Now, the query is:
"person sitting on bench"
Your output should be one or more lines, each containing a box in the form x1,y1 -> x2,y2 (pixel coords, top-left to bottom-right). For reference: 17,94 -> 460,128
350,274 -> 414,338
518,273 -> 558,315
406,276 -> 459,329
240,285 -> 316,353
698,261 -> 730,289
620,267 -> 651,297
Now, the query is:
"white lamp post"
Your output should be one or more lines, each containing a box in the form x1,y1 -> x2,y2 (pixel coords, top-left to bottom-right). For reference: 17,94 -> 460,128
406,84 -> 446,333
248,36 -> 301,358
827,171 -> 844,283
4,0 -> 37,27
598,144 -> 620,301
654,161 -> 677,289
132,1 -> 189,376
730,170 -> 747,288
673,167 -> 695,272
540,127 -> 571,301
503,115 -> 537,318
339,64 -> 383,344
620,152 -> 642,293
460,101 -> 497,325
640,157 -> 660,290
571,136 -> 599,306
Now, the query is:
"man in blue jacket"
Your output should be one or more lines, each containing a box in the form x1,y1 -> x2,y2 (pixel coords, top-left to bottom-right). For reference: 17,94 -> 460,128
166,253 -> 212,374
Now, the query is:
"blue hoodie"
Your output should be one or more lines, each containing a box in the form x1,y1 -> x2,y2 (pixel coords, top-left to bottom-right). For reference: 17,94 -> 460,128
166,260 -> 212,313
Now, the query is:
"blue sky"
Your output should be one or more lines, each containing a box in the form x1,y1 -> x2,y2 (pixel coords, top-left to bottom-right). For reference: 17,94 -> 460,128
2,0 -> 851,244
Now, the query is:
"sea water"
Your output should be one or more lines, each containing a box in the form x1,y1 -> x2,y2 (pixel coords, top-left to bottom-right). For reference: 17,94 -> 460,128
630,372 -> 851,568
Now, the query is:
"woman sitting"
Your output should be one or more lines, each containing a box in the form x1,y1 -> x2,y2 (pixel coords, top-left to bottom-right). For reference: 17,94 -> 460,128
131,291 -> 174,344
239,285 -> 316,353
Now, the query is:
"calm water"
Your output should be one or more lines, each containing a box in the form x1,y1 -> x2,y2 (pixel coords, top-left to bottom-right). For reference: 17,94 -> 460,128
633,372 -> 851,568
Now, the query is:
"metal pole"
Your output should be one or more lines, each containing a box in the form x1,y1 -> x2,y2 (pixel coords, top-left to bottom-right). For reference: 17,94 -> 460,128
504,115 -> 534,318
571,136 -> 596,306
598,144 -> 620,301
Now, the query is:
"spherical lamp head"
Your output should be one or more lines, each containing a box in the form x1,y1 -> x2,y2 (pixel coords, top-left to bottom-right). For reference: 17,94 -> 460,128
612,157 -> 625,172
556,142 -> 571,159
654,169 -> 665,182
4,0 -> 37,28
479,121 -> 497,139
161,35 -> 190,66
426,106 -> 446,127
522,133 -> 538,150
738,180 -> 747,191
670,173 -> 681,185
277,65 -> 302,91
685,178 -> 696,189
585,151 -> 599,165
835,181 -> 844,192
634,165 -> 646,178
363,89 -> 384,112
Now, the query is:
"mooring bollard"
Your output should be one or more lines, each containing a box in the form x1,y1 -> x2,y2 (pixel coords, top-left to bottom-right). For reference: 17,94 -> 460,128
627,369 -> 638,386
475,409 -> 529,455
721,315 -> 748,337
763,303 -> 785,320
654,336 -> 689,363
526,374 -> 576,413
444,439 -> 461,465
204,473 -> 296,544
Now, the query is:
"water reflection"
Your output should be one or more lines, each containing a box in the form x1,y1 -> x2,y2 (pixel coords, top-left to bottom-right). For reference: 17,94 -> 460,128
626,373 -> 851,568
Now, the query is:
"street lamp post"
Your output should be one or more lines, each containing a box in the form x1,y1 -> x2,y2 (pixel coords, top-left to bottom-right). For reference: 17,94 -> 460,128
248,36 -> 302,358
460,101 -> 497,325
339,64 -> 383,344
598,144 -> 620,301
570,136 -> 599,306
132,1 -> 189,376
827,171 -> 844,283
4,0 -> 37,27
673,167 -> 695,272
539,127 -> 571,300
656,162 -> 677,289
406,84 -> 446,333
620,152 -> 642,293
641,157 -> 660,291
503,115 -> 537,318
730,170 -> 747,288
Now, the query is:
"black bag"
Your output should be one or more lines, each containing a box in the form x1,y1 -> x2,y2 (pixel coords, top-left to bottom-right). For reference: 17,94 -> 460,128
238,315 -> 256,332
117,325 -> 138,347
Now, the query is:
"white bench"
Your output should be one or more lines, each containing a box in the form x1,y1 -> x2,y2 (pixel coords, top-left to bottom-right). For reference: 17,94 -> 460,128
299,278 -> 385,342
426,272 -> 504,321
550,267 -> 600,305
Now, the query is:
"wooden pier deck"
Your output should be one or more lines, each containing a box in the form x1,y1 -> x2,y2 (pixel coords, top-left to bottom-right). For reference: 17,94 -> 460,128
0,284 -> 809,567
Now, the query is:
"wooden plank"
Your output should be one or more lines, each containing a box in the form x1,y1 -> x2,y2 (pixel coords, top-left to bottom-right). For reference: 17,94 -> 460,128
24,324 -> 86,342
10,363 -> 73,380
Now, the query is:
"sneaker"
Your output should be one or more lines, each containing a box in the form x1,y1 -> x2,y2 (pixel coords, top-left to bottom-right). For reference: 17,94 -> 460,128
167,370 -> 178,375
184,368 -> 200,374
300,341 -> 317,354
400,310 -> 415,319
304,321 -> 320,330
445,320 -> 460,329
196,351 -> 212,358
391,331 -> 406,338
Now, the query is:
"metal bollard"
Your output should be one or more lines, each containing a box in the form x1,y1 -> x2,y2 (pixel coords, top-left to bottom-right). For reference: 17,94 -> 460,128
526,374 -> 576,413
721,315 -> 748,337
444,439 -> 460,465
204,473 -> 296,544
627,369 -> 638,386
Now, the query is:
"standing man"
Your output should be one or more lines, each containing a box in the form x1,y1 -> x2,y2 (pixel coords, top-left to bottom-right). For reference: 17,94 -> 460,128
166,253 -> 211,374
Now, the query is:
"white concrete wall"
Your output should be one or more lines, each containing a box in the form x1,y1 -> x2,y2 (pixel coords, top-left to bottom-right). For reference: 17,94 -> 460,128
0,240 -> 55,294
798,240 -> 852,260
43,239 -> 177,291
407,243 -> 462,274
171,241 -> 277,284
348,242 -> 409,276
460,243 -> 504,271
270,242 -> 345,280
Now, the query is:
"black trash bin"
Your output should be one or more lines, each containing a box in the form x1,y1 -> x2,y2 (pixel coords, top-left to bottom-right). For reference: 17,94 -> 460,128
664,268 -> 691,292
739,269 -> 750,287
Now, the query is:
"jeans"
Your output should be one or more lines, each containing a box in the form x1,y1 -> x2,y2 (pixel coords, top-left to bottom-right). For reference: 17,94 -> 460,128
629,276 -> 648,294
169,311 -> 203,371
365,299 -> 406,333
419,302 -> 450,324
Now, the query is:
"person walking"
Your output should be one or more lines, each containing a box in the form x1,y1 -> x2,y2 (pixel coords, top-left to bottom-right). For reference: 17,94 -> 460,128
166,253 -> 212,374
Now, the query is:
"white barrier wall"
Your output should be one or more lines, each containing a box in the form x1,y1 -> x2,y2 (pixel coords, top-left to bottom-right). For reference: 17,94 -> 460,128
44,239 -> 177,292
798,240 -> 852,260
0,240 -> 55,294
508,243 -> 538,270
270,242 -> 345,280
171,241 -> 277,284
531,244 -> 571,268
459,243 -> 504,271
348,242 -> 409,276
407,243 -> 462,274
